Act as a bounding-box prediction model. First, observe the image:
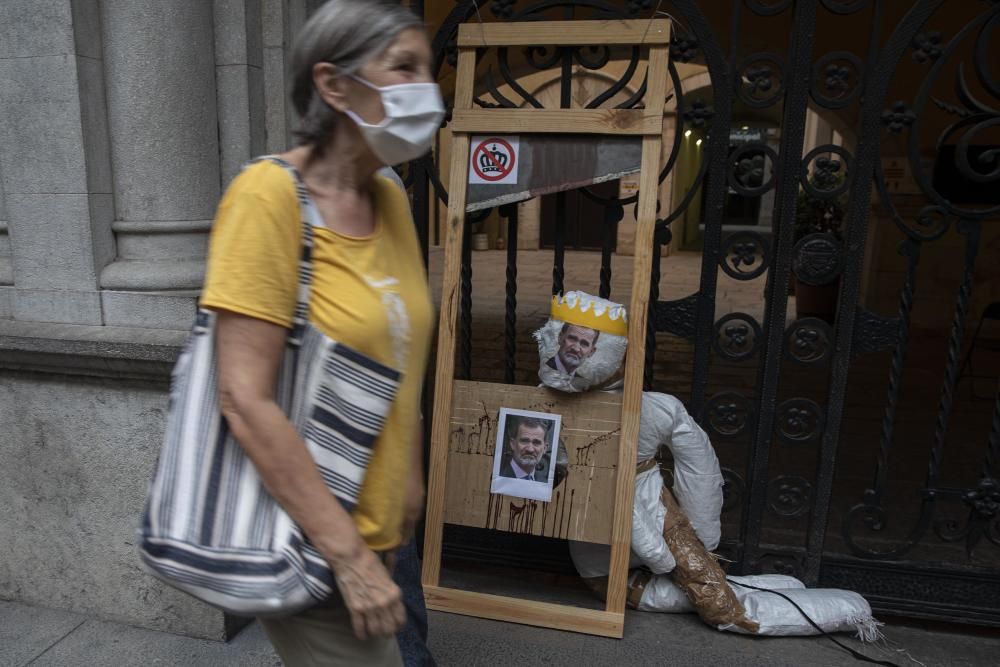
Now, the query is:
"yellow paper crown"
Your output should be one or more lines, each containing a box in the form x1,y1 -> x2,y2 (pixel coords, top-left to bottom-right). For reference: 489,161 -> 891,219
550,292 -> 628,337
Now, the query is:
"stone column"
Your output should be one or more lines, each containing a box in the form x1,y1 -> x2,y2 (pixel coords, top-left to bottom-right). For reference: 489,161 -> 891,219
263,0 -> 306,153
98,0 -> 220,327
214,0 -> 266,186
0,0 -> 115,325
0,175 -> 11,319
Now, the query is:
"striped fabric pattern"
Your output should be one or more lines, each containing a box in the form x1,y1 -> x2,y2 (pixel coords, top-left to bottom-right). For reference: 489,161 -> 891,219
139,157 -> 402,616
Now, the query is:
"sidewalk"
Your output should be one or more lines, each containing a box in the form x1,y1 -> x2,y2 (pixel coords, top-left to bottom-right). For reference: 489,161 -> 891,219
4,599 -> 999,667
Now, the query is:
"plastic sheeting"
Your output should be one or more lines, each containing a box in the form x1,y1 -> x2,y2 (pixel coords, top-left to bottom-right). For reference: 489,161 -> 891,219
568,393 -> 722,578
631,468 -> 674,574
562,383 -> 877,638
639,392 -> 724,551
636,573 -> 805,613
635,566 -> 876,639
661,487 -> 758,632
723,584 -> 878,639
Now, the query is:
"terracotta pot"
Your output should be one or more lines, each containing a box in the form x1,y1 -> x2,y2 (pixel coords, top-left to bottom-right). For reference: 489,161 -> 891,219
794,277 -> 840,324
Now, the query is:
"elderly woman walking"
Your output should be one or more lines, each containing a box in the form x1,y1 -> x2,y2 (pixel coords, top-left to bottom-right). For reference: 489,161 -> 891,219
199,1 -> 442,664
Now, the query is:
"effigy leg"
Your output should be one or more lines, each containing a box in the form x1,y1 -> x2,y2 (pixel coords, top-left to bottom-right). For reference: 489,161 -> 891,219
661,488 -> 759,633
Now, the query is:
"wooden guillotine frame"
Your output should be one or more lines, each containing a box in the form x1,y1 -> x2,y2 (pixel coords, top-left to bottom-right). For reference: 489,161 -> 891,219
421,18 -> 672,638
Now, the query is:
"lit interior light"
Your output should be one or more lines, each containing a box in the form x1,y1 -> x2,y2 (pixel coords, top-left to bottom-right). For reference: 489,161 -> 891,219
696,138 -> 703,146
684,130 -> 692,137
742,125 -> 749,130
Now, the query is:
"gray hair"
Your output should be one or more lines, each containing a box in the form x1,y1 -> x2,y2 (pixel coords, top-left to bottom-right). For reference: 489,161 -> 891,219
290,0 -> 422,151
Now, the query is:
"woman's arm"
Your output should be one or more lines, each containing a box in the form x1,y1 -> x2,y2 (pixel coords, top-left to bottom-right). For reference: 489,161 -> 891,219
214,309 -> 405,640
401,413 -> 426,545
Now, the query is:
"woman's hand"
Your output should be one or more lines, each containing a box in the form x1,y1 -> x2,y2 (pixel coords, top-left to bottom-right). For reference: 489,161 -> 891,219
326,536 -> 406,640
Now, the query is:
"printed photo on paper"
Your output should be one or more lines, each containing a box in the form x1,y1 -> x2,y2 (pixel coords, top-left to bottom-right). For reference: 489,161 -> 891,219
490,408 -> 561,502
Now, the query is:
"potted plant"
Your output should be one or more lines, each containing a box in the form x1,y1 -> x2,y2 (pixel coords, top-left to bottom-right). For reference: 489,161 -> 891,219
793,169 -> 848,323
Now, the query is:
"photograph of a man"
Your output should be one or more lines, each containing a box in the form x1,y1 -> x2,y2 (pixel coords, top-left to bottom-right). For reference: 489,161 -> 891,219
545,323 -> 599,376
500,416 -> 550,482
491,408 -> 562,502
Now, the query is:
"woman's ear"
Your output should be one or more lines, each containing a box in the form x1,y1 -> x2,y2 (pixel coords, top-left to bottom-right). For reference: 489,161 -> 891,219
312,61 -> 348,112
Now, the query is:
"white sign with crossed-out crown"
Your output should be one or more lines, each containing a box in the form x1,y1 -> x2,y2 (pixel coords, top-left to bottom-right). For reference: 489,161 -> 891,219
469,135 -> 519,184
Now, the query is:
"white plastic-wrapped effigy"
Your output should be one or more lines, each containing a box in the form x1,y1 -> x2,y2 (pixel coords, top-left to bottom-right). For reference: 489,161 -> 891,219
637,573 -> 806,613
638,392 -> 724,551
540,291 -> 877,639
568,392 -> 723,584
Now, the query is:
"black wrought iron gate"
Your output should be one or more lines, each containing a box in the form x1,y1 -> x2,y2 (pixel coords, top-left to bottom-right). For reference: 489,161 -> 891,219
401,0 -> 1000,625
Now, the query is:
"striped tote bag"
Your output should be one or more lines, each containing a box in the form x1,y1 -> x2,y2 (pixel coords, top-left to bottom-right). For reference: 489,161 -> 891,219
139,157 -> 402,616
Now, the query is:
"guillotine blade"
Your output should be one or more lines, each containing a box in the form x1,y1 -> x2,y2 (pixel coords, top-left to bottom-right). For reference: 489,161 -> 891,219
465,134 -> 642,212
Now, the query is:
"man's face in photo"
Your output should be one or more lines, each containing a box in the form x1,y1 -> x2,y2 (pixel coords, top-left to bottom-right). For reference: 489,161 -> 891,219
557,324 -> 598,373
509,423 -> 548,473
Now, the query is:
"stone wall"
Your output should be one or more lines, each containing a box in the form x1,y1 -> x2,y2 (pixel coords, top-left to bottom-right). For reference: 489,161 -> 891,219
0,0 -> 308,640
0,340 -> 231,637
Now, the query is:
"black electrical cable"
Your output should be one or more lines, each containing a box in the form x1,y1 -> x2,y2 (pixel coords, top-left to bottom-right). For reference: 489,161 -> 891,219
726,578 -> 902,667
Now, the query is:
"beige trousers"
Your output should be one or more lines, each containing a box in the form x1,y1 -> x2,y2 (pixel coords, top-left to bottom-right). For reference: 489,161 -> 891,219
259,600 -> 403,667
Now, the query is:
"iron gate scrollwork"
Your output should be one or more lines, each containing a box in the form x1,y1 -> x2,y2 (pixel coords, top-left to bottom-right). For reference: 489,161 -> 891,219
406,0 -> 1000,625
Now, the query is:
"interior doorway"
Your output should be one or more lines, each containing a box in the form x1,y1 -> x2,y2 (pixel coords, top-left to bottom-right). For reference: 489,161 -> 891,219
540,180 -> 619,251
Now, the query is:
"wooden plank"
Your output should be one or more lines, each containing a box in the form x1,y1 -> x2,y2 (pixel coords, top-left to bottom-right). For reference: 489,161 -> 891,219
443,381 -> 622,544
423,23 -> 673,637
457,19 -> 671,47
603,41 -> 670,616
421,46 -> 477,589
643,45 -> 671,122
424,586 -> 625,638
451,109 -> 665,136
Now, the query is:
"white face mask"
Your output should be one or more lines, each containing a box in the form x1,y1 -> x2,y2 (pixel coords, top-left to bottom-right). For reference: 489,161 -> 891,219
344,75 -> 445,166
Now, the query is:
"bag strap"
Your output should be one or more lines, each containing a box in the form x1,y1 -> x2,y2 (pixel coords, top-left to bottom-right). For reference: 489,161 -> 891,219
249,155 -> 316,348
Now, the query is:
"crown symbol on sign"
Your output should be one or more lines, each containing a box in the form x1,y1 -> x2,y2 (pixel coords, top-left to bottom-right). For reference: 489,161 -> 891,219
478,144 -> 508,173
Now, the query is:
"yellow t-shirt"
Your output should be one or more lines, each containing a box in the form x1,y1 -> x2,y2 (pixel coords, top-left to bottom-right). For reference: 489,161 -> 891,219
200,159 -> 433,551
